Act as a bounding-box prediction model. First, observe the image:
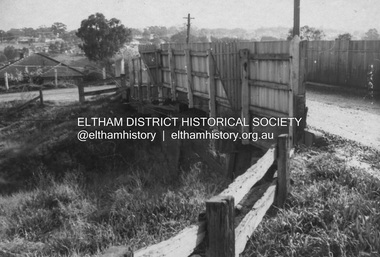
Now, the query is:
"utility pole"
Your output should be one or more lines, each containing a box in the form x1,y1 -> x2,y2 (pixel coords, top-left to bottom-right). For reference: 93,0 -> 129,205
293,0 -> 300,37
183,13 -> 194,44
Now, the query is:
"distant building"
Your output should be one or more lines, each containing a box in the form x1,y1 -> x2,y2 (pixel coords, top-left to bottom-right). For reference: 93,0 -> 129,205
0,53 -> 84,87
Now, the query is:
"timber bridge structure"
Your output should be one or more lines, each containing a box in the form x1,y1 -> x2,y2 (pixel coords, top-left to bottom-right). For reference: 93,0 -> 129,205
100,37 -> 308,257
129,37 -> 307,150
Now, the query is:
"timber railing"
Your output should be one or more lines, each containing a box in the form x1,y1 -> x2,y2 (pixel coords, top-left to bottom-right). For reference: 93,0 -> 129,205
103,134 -> 290,257
77,76 -> 128,103
10,89 -> 44,112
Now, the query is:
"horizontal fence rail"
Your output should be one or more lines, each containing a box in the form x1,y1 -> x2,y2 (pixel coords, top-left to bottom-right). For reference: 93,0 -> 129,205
129,39 -> 307,149
102,134 -> 291,257
77,77 -> 128,103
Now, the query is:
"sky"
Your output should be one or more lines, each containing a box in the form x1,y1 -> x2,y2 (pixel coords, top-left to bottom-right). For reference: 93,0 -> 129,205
0,0 -> 379,32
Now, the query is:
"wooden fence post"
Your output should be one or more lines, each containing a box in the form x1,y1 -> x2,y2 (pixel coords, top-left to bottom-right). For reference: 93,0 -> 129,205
168,47 -> 177,101
185,49 -> 194,108
5,72 -> 9,91
54,68 -> 58,87
130,60 -> 136,99
121,74 -> 127,101
276,134 -> 290,207
39,89 -> 44,106
206,195 -> 235,257
78,84 -> 85,103
155,50 -> 163,99
207,49 -> 216,119
240,49 -> 250,145
138,57 -> 143,102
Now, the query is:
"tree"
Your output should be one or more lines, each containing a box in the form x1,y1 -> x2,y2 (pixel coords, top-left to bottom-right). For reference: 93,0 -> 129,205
48,42 -> 60,53
51,22 -> 67,37
76,13 -> 132,65
22,27 -> 36,37
287,26 -> 325,40
4,46 -> 19,60
363,28 -> 380,40
0,53 -> 7,64
336,33 -> 352,40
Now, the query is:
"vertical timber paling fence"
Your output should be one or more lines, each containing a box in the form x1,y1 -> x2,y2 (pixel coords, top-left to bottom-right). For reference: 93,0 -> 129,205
124,134 -> 290,257
123,39 -> 304,257
130,38 -> 307,149
306,40 -> 380,90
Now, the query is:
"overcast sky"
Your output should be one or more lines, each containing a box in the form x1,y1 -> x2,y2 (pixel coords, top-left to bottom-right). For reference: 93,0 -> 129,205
0,0 -> 379,32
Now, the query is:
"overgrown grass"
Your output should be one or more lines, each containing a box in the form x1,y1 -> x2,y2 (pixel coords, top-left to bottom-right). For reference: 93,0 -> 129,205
0,98 -> 229,256
0,162 -> 227,256
244,141 -> 380,257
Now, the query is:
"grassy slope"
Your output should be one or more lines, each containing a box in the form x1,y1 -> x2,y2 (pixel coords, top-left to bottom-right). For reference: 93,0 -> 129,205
0,98 -> 228,256
244,132 -> 380,257
1,98 -> 380,256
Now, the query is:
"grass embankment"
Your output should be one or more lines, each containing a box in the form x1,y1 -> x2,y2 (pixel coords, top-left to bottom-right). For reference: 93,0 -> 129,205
245,134 -> 380,257
1,98 -> 380,257
0,98 -> 228,256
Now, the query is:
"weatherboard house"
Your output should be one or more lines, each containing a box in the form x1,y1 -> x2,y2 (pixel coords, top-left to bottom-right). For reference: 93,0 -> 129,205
0,53 -> 84,89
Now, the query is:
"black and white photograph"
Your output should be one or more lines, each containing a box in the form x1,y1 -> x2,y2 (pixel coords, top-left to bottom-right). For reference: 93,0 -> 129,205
0,0 -> 379,256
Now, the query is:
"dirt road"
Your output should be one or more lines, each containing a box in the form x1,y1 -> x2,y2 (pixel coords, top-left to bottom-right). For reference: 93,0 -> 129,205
306,85 -> 380,151
0,85 -> 116,103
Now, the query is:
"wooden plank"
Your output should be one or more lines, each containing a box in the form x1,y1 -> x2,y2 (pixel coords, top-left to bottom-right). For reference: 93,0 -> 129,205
240,49 -> 250,145
83,87 -> 119,96
16,95 -> 40,110
206,195 -> 235,257
156,50 -> 163,99
250,53 -> 291,60
168,47 -> 177,100
173,50 -> 186,56
276,134 -> 290,207
138,57 -> 143,101
78,84 -> 85,103
134,222 -> 206,257
185,49 -> 194,108
131,60 -> 135,87
235,181 -> 276,256
191,51 -> 208,57
249,80 -> 290,91
39,89 -> 44,106
207,49 -> 216,119
219,146 -> 276,206
249,105 -> 289,118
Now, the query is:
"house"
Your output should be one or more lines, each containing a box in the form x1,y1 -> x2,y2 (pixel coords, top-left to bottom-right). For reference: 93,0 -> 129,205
0,53 -> 84,88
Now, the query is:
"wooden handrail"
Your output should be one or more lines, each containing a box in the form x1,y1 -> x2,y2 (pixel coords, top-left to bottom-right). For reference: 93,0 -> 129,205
102,134 -> 291,257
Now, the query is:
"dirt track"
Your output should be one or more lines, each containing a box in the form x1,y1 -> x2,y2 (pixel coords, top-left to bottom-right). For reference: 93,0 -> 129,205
306,85 -> 380,151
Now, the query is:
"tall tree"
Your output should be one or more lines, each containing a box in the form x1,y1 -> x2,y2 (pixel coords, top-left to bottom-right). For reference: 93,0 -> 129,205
363,28 -> 380,40
3,46 -> 19,60
76,13 -> 132,65
287,26 -> 325,40
51,22 -> 67,37
336,33 -> 352,40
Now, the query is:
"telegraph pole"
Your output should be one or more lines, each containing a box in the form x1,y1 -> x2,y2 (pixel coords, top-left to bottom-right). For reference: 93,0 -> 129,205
293,0 -> 300,37
183,13 -> 194,44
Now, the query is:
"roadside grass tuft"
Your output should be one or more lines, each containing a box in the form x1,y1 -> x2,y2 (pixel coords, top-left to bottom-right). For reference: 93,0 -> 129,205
244,144 -> 380,257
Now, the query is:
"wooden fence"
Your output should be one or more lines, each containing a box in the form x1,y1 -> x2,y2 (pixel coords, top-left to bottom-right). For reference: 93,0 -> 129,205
130,38 -> 307,149
77,77 -> 127,103
306,40 -> 380,90
103,134 -> 290,257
